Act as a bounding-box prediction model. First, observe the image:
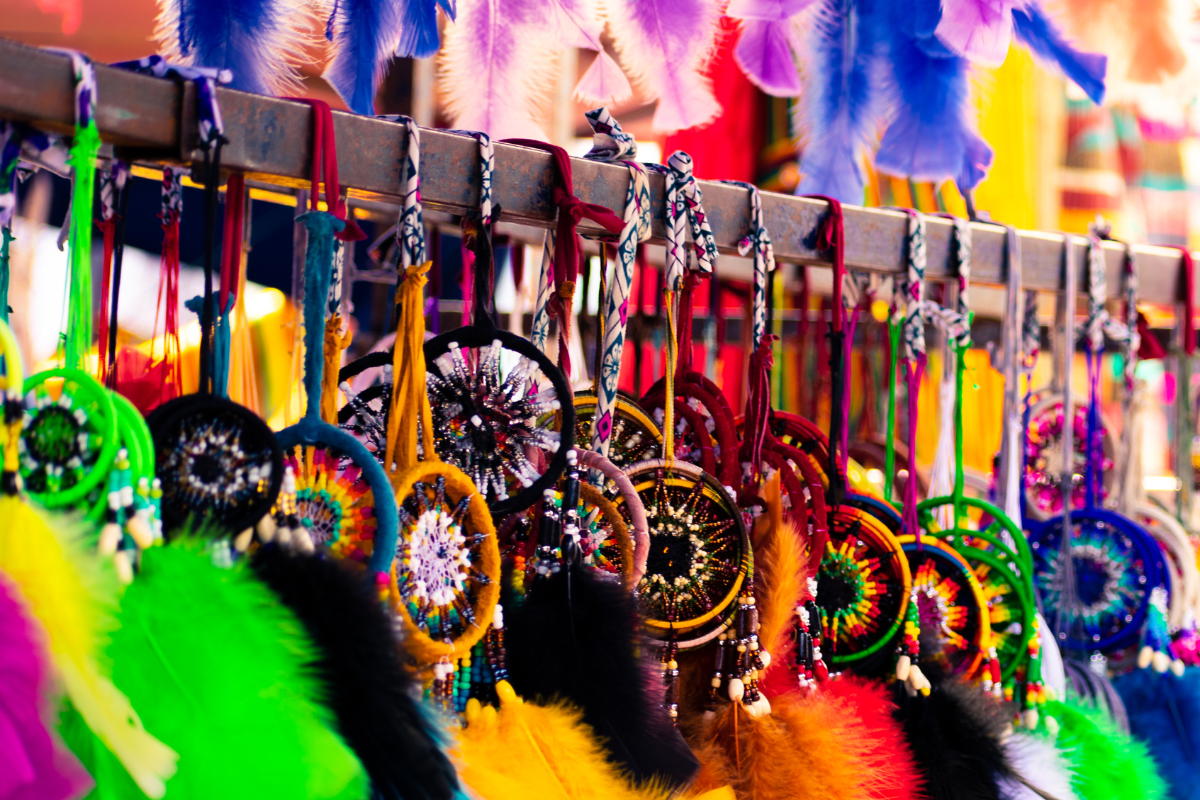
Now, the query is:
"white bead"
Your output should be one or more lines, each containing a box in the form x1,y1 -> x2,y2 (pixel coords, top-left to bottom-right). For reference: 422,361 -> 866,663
728,678 -> 744,702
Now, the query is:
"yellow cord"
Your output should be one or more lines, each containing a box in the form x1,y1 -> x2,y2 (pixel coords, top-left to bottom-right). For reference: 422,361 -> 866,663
663,289 -> 677,468
385,262 -> 436,478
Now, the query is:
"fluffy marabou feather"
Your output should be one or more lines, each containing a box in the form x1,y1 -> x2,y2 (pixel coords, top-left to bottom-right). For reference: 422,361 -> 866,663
153,0 -> 309,95
1011,2 -> 1106,104
795,0 -> 885,203
250,544 -> 458,800
894,676 -> 1015,800
454,690 -> 675,800
0,499 -> 178,799
1045,696 -> 1167,800
0,575 -> 92,800
604,0 -> 722,132
325,0 -> 444,116
63,540 -> 368,800
934,0 -> 1023,67
727,0 -> 816,96
505,562 -> 698,789
822,677 -> 925,800
1113,667 -> 1200,800
874,5 -> 995,191
999,732 -> 1081,800
550,0 -> 633,105
751,476 -> 808,699
691,703 -> 807,800
438,0 -> 555,139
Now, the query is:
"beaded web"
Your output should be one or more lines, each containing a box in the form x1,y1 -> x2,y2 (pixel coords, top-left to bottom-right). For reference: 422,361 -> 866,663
394,475 -> 492,644
901,538 -> 987,677
285,444 -> 377,558
1025,398 -> 1114,518
426,339 -> 565,504
21,378 -> 114,502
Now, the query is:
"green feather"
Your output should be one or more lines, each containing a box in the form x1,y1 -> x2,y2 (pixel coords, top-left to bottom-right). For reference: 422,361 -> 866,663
1047,695 -> 1167,800
61,540 -> 368,799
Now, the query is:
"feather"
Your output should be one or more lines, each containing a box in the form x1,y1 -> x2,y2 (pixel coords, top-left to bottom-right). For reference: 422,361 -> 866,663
549,0 -> 634,105
894,676 -> 1016,800
437,0 -> 556,139
934,0 -> 1024,68
325,0 -> 444,117
62,539 -> 368,800
0,575 -> 93,800
153,0 -> 309,96
999,732 -> 1081,800
1113,667 -> 1200,800
821,677 -> 926,800
726,0 -> 815,96
604,0 -> 723,132
795,0 -> 885,204
750,474 -> 808,699
250,543 -> 459,800
1046,695 -> 1167,800
505,562 -> 699,789
0,498 -> 178,799
454,684 -> 676,800
874,6 -> 996,191
690,703 -> 806,800
1011,2 -> 1106,104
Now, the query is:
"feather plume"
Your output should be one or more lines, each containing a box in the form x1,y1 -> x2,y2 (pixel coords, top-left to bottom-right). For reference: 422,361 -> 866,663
0,575 -> 93,800
250,544 -> 459,800
1011,2 -> 1106,104
61,540 -> 368,800
324,0 -> 444,117
1113,667 -> 1200,800
750,474 -> 808,699
0,499 -> 178,799
604,0 -> 722,132
894,676 -> 1016,800
795,0 -> 885,204
1046,695 -> 1167,800
153,0 -> 309,96
454,685 -> 676,800
728,0 -> 816,96
999,732 -> 1081,800
690,703 -> 806,800
875,8 -> 995,191
548,0 -> 634,105
438,0 -> 556,139
822,677 -> 926,800
934,0 -> 1023,67
505,562 -> 699,789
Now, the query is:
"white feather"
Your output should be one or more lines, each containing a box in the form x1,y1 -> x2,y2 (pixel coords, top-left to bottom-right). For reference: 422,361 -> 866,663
1000,732 -> 1082,800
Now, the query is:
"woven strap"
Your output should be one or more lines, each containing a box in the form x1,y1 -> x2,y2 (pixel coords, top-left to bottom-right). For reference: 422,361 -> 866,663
654,152 -> 718,291
376,115 -> 426,269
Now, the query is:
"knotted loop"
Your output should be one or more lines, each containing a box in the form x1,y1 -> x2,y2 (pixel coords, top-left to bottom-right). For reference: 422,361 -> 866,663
282,97 -> 365,242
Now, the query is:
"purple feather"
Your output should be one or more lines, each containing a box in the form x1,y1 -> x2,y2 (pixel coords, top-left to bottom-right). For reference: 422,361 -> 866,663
153,0 -> 306,96
735,21 -> 802,96
326,0 -> 444,116
550,0 -> 633,104
934,0 -> 1024,67
607,0 -> 722,132
874,4 -> 995,192
796,0 -> 885,203
1012,1 -> 1106,105
0,577 -> 93,800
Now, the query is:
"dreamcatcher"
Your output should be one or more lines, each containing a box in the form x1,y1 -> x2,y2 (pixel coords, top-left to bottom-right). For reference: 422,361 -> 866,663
270,99 -> 395,571
1028,233 -> 1163,655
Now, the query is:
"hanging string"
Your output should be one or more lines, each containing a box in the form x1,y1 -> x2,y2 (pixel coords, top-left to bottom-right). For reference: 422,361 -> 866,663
95,165 -> 116,383
895,209 -> 928,541
663,289 -> 678,468
805,195 -> 846,504
153,167 -> 183,403
103,160 -> 130,389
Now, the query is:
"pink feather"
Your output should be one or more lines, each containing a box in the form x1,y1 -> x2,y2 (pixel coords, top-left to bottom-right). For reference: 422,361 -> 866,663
0,576 -> 93,800
935,0 -> 1028,67
605,0 -> 723,132
438,0 -> 555,139
734,19 -> 804,96
550,0 -> 634,104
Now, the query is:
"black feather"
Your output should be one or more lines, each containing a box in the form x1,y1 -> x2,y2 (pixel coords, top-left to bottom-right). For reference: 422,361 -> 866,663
505,562 -> 700,789
894,673 -> 1017,800
250,544 -> 459,800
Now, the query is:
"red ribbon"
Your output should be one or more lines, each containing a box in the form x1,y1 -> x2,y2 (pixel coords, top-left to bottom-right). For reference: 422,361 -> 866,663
1177,247 -> 1195,355
283,97 -> 365,242
742,334 -> 778,483
95,217 -> 116,384
805,196 -> 845,333
502,139 -> 624,376
220,173 -> 245,312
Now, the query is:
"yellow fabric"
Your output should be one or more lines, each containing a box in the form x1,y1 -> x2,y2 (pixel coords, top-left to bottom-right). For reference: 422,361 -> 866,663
385,262 -> 435,477
320,314 -> 352,425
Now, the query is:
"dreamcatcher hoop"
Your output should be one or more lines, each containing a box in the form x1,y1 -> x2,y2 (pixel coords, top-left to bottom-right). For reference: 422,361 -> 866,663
576,447 -> 649,587
571,390 -> 662,469
1024,393 -> 1117,520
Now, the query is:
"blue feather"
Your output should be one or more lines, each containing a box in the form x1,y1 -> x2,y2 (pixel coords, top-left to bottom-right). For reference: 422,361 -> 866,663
1012,2 -> 1106,105
874,5 -> 994,192
164,0 -> 298,96
325,0 -> 443,116
1114,667 -> 1200,800
796,0 -> 884,204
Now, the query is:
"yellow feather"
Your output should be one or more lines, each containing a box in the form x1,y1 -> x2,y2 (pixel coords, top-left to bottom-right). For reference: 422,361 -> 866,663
455,681 -> 675,800
0,497 -> 178,797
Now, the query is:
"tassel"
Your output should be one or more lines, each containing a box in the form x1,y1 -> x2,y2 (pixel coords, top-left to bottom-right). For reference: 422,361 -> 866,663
0,499 -> 178,799
153,0 -> 311,95
505,561 -> 700,789
250,543 -> 460,800
455,682 -> 675,800
604,0 -> 723,132
1045,695 -> 1167,800
65,121 -> 101,372
1113,667 -> 1200,800
0,575 -> 93,800
62,539 -> 369,800
438,0 -> 559,139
